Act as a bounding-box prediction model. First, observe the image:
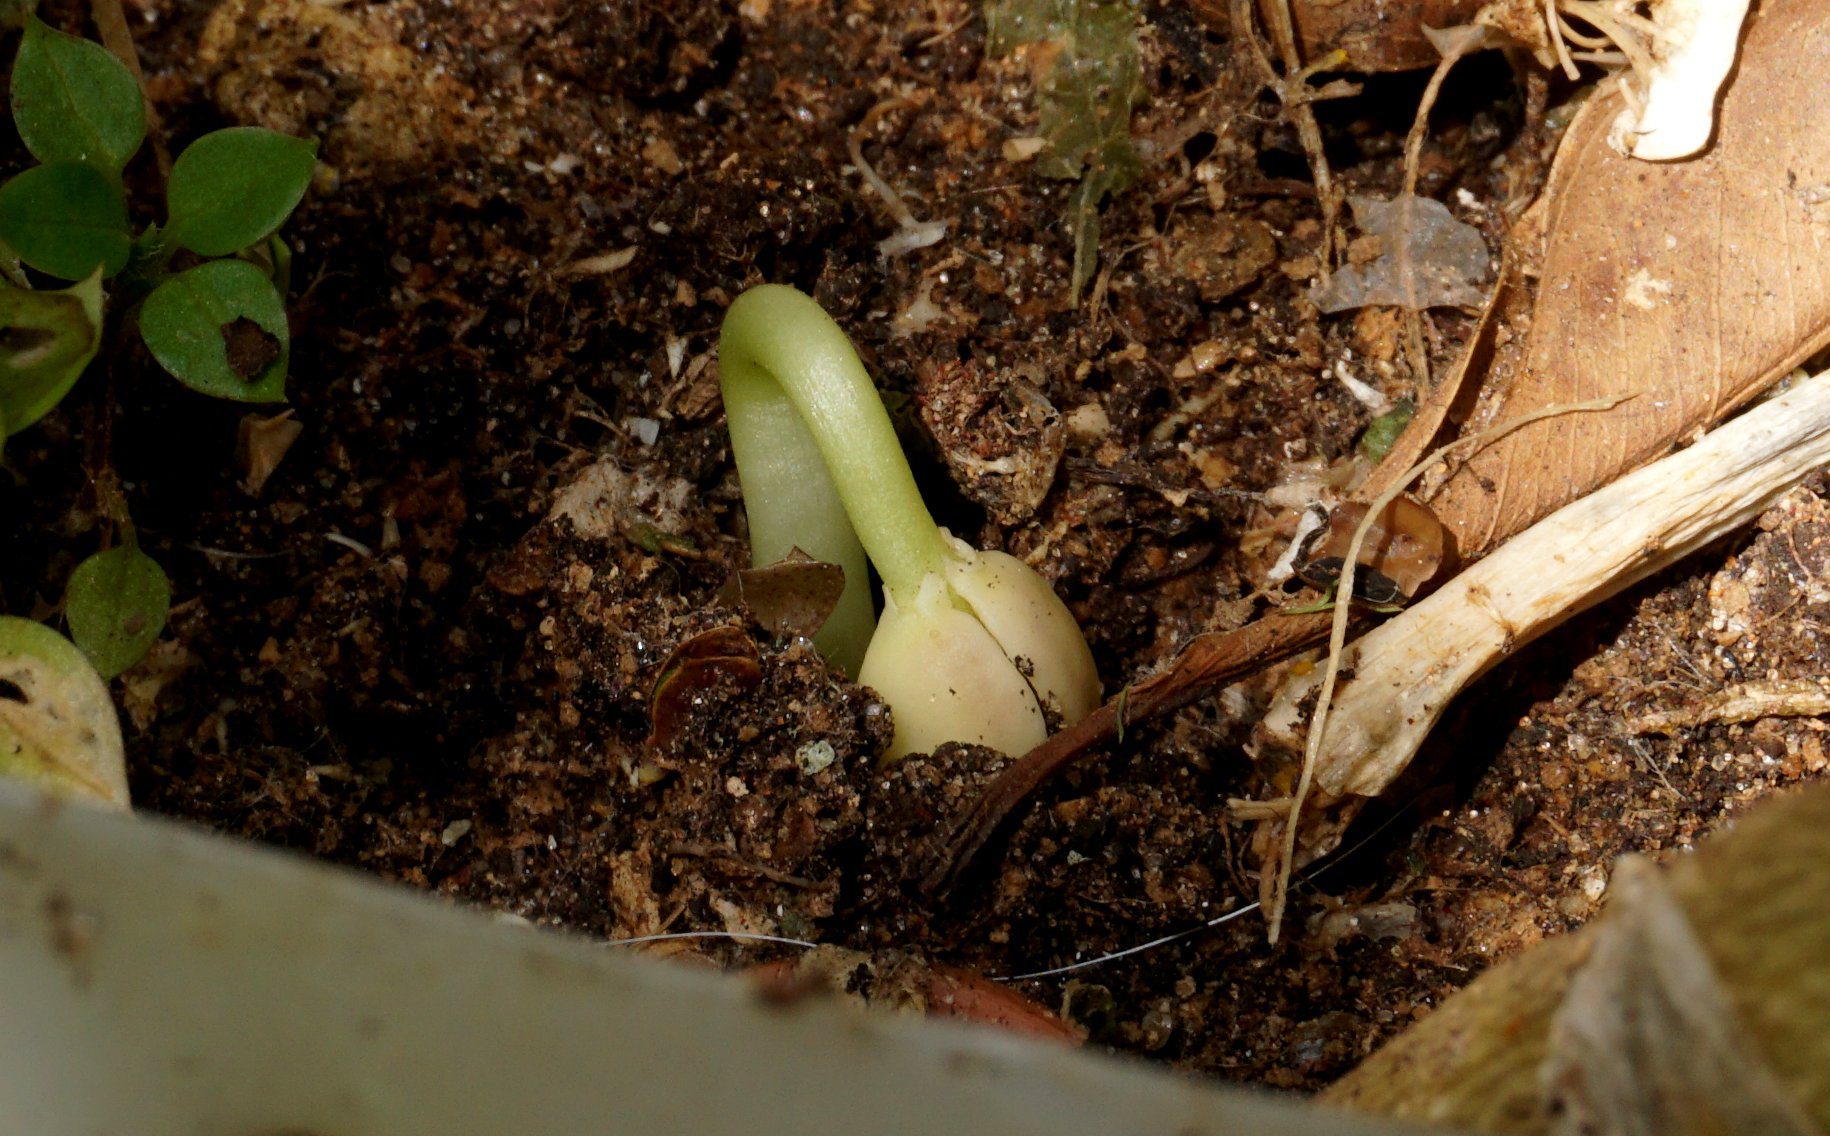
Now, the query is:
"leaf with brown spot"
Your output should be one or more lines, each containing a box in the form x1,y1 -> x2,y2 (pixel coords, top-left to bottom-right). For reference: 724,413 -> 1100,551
644,624 -> 762,750
716,548 -> 844,644
220,316 -> 281,380
1369,0 -> 1830,559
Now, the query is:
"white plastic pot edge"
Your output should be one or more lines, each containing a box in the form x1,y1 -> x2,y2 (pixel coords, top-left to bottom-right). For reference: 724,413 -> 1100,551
0,782 -> 1446,1136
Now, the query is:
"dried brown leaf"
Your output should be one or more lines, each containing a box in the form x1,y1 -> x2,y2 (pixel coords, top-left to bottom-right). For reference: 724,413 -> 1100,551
235,410 -> 302,497
644,625 -> 762,751
1387,0 -> 1830,558
716,549 -> 845,644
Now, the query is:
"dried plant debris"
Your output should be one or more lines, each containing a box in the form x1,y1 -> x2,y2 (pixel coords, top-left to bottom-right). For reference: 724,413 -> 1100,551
1265,369 -> 1830,804
715,552 -> 846,645
1308,194 -> 1491,314
235,410 -> 303,497
1329,782 -> 1830,1133
918,362 -> 1066,525
1185,0 -> 1487,73
747,946 -> 1082,1044
1630,679 -> 1830,737
987,0 -> 1144,303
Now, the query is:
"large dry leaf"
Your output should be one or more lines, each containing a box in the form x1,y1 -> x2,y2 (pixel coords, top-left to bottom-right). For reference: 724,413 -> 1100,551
1381,0 -> 1830,559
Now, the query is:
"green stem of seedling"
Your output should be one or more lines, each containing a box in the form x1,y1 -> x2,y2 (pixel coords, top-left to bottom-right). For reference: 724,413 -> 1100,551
720,285 -> 949,674
116,227 -> 174,302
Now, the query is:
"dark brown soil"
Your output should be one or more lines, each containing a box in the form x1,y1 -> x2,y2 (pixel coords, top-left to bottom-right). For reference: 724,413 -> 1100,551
6,0 -> 1827,1094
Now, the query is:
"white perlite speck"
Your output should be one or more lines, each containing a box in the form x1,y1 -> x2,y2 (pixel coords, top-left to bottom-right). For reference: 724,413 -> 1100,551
796,740 -> 837,775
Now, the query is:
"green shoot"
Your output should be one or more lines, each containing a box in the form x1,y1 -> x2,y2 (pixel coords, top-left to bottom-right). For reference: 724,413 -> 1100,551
64,543 -> 171,680
720,285 -> 1100,760
719,284 -> 934,674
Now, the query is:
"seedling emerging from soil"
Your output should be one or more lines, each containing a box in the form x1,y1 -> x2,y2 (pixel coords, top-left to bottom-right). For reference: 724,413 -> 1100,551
719,285 -> 1099,760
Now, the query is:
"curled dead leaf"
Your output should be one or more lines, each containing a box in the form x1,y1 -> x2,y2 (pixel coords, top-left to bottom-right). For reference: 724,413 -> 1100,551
1296,495 -> 1450,604
236,409 -> 303,497
644,625 -> 763,751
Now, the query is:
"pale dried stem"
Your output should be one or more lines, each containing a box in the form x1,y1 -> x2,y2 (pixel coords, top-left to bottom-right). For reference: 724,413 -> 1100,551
1264,396 -> 1626,941
1631,678 -> 1830,736
1546,0 -> 1581,78
1558,2 -> 1658,86
1279,370 -> 1830,824
1397,35 -> 1482,392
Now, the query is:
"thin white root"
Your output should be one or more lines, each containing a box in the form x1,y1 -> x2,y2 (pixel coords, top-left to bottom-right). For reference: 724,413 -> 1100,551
1631,678 -> 1830,736
1268,367 -> 1830,806
846,131 -> 948,257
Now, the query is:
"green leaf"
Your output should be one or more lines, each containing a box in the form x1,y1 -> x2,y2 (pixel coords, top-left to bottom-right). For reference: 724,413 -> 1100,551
0,271 -> 103,432
0,162 -> 131,279
0,615 -> 128,806
64,544 -> 171,679
11,15 -> 146,172
166,127 -> 317,256
1358,398 -> 1417,463
139,259 -> 289,401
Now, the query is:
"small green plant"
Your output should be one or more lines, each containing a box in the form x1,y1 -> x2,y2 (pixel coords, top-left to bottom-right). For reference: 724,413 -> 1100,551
987,0 -> 1144,305
0,14 -> 314,404
0,9 -> 314,694
720,285 -> 1101,761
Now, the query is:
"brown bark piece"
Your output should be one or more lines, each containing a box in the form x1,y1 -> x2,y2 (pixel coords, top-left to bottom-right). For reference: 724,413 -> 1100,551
1413,0 -> 1830,559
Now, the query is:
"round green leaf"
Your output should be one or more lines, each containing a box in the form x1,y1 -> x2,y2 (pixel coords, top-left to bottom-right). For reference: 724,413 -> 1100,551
139,259 -> 289,401
0,162 -> 131,279
0,271 -> 103,433
0,614 -> 129,807
64,544 -> 170,680
166,127 -> 317,256
11,16 -> 146,172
